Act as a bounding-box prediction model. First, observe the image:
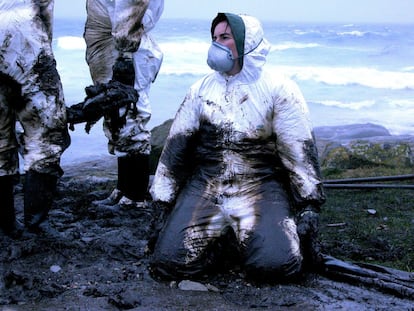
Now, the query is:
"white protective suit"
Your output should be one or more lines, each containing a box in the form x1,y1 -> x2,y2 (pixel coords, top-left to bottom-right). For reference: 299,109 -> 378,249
84,0 -> 163,156
150,14 -> 325,281
0,0 -> 70,177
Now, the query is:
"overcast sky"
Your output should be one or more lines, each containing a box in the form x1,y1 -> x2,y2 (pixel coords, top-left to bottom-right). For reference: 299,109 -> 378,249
54,0 -> 414,24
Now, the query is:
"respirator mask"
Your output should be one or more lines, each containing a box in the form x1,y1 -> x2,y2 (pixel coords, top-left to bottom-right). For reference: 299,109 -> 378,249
207,41 -> 236,72
207,39 -> 263,73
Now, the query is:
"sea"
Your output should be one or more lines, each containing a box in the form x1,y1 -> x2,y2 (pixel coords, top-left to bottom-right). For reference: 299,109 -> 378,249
53,18 -> 414,165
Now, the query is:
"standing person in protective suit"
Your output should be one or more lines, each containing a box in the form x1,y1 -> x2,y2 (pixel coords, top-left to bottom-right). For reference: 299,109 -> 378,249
0,0 -> 70,236
84,0 -> 163,208
149,13 -> 326,282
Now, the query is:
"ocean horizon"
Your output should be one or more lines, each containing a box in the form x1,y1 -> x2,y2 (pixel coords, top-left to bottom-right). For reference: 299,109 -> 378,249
53,17 -> 414,165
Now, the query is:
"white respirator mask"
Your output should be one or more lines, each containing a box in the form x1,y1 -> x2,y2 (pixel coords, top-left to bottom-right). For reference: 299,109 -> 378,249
206,41 -> 236,72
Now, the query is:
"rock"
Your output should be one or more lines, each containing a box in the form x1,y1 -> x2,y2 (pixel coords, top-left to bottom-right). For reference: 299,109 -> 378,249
50,265 -> 62,273
107,288 -> 142,309
319,137 -> 414,170
315,124 -> 414,170
178,280 -> 209,291
150,119 -> 173,173
314,123 -> 391,140
205,283 -> 220,292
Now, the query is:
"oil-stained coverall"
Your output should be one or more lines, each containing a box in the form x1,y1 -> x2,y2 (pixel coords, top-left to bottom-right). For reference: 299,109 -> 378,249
150,13 -> 326,282
84,0 -> 163,205
0,0 -> 70,234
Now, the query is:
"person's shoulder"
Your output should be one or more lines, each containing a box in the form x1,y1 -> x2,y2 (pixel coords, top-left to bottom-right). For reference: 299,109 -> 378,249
260,68 -> 303,97
190,72 -> 219,90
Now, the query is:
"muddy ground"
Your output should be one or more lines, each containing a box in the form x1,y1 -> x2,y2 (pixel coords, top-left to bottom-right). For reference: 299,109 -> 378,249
1,156 -> 414,310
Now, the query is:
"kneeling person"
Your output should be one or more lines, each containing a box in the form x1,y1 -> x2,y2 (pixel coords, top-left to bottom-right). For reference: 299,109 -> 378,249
149,13 -> 325,282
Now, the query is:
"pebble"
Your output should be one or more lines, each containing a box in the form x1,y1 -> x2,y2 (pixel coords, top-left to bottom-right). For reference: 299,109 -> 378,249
178,280 -> 208,291
50,265 -> 62,273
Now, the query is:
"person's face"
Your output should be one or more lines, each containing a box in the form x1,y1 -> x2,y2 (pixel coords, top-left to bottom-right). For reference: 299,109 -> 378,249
212,21 -> 241,75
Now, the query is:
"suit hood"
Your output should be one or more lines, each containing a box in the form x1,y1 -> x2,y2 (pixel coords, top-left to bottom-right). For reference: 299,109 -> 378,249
211,13 -> 271,82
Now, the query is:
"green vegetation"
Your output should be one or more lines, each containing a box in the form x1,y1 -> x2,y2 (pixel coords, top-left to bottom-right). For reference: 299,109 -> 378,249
320,167 -> 414,271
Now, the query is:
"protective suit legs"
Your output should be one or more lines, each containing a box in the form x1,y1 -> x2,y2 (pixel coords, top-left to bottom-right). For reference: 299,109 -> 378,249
118,154 -> 149,203
94,154 -> 150,208
24,170 -> 57,232
0,175 -> 18,236
150,178 -> 303,282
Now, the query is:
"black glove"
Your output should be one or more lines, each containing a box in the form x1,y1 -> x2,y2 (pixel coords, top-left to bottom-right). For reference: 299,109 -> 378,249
297,208 -> 319,237
82,81 -> 138,119
146,201 -> 172,254
297,206 -> 323,270
66,81 -> 139,133
112,53 -> 135,86
66,102 -> 86,131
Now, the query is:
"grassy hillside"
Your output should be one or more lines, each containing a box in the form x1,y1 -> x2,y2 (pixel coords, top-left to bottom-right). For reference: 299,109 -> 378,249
320,167 -> 414,271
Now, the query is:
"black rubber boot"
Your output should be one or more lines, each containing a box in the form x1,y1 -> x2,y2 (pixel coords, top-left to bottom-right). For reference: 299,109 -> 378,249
0,175 -> 20,236
117,154 -> 150,202
24,170 -> 58,232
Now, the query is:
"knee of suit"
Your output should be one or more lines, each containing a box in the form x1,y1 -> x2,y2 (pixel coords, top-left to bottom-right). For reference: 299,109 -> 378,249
244,251 -> 303,282
245,256 -> 302,283
150,229 -> 222,280
150,253 -> 212,280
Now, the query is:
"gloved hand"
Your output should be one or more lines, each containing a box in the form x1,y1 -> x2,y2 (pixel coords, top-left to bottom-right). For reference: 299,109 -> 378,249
82,81 -> 138,118
146,201 -> 172,254
66,81 -> 139,133
296,206 -> 323,271
112,52 -> 135,86
297,207 -> 319,238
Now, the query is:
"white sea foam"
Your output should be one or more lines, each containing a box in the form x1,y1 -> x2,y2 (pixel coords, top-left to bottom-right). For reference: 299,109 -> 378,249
387,99 -> 414,108
158,40 -> 211,75
293,29 -> 321,36
337,30 -> 366,37
402,66 -> 414,72
270,42 -> 320,51
159,39 -> 210,54
56,36 -> 86,50
54,36 -> 414,91
318,100 -> 376,110
272,65 -> 414,90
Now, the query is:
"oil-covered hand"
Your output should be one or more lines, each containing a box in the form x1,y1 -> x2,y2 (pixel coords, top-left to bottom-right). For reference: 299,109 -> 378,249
112,53 -> 135,86
82,81 -> 138,118
66,81 -> 138,132
297,208 -> 319,237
